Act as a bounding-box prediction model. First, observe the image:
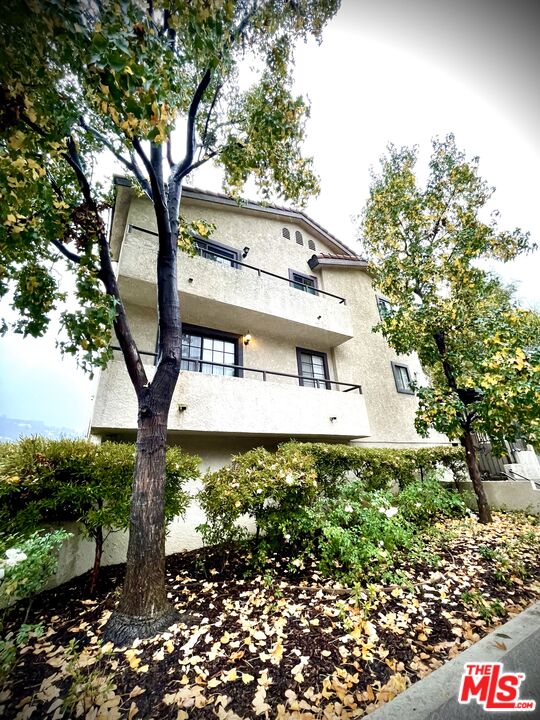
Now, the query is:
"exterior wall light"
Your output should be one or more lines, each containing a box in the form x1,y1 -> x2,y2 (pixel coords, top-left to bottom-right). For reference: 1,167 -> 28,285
243,332 -> 252,346
178,404 -> 187,412
242,246 -> 250,258
329,416 -> 337,422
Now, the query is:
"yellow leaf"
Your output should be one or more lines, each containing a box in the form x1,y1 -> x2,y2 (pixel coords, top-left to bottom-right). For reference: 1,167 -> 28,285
164,640 -> 174,653
128,702 -> 138,719
241,673 -> 255,684
224,668 -> 237,682
207,678 -> 221,689
8,131 -> 25,149
269,640 -> 283,664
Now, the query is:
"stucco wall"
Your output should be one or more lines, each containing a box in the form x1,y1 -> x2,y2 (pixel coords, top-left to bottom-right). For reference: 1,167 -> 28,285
93,188 -> 450,456
448,480 -> 540,515
53,484 -> 256,588
126,194 -> 328,283
319,266 -> 448,448
93,358 -> 370,439
53,479 -> 540,589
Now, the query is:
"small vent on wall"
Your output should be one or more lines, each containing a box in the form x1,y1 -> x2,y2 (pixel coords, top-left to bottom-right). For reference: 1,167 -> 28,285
282,228 -> 290,239
308,239 -> 315,250
295,230 -> 304,246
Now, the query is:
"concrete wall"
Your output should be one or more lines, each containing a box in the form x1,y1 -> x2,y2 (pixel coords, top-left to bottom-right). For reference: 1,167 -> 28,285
452,480 -> 540,515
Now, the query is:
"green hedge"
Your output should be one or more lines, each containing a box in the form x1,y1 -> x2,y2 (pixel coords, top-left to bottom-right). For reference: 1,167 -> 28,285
197,442 -> 467,578
0,438 -> 199,589
282,441 -> 466,491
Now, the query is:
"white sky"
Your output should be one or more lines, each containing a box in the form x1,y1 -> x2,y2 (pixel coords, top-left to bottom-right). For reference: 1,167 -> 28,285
1,0 -> 539,432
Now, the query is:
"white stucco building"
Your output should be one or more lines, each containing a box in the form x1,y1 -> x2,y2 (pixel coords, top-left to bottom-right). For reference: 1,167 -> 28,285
90,177 -> 449,471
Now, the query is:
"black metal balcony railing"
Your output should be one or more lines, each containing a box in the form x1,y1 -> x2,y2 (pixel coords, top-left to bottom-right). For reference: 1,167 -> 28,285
110,346 -> 362,393
127,224 -> 347,305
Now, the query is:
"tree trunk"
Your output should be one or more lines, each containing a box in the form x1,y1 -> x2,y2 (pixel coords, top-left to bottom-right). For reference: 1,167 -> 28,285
462,430 -> 492,524
89,526 -> 103,595
104,406 -> 178,644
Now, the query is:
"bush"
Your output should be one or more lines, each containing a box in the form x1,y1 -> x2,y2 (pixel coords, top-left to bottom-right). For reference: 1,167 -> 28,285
197,444 -> 319,549
398,477 -> 468,526
1,529 -> 69,683
280,441 -> 466,491
198,442 -> 468,582
0,438 -> 199,590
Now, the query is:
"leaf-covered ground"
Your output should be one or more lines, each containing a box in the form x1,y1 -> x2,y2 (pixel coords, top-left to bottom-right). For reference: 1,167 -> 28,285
2,512 -> 540,720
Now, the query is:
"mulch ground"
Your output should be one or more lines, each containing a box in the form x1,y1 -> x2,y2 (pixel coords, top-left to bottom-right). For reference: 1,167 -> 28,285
2,512 -> 540,719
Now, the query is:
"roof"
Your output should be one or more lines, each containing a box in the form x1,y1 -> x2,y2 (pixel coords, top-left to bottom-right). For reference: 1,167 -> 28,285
308,252 -> 368,271
113,175 -> 359,258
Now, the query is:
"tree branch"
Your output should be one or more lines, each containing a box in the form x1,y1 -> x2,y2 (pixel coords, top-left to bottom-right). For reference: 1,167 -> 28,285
132,137 -> 166,208
65,136 -> 148,395
164,70 -> 212,245
183,149 -> 218,176
166,137 -> 174,168
171,69 -> 212,184
50,238 -> 81,264
79,119 -> 153,199
200,80 -> 223,150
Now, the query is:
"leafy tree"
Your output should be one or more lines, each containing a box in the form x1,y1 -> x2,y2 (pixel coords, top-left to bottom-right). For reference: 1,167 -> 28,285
0,0 -> 339,642
361,135 -> 540,523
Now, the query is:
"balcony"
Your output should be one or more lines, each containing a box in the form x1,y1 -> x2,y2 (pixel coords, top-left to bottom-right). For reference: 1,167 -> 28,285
117,228 -> 354,347
91,358 -> 370,440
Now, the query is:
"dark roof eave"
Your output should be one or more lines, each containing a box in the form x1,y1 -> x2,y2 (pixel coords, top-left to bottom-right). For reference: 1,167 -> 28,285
308,255 -> 369,272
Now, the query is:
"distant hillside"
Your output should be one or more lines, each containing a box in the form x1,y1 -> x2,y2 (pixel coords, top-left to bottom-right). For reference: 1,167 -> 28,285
0,415 -> 82,442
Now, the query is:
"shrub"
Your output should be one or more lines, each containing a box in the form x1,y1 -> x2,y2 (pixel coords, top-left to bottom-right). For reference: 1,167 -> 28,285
198,442 -> 468,581
1,529 -> 69,683
197,444 -> 319,549
0,438 -> 198,590
280,442 -> 466,491
397,477 -> 468,526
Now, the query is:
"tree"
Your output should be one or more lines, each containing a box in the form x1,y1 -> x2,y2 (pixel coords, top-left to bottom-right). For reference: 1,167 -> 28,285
0,0 -> 340,642
361,135 -> 540,523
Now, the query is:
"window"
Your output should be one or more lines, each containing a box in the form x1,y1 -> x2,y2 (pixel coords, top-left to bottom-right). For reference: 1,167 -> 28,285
295,230 -> 304,246
391,362 -> 414,394
288,269 -> 318,295
308,239 -> 316,251
194,237 -> 238,267
377,296 -> 393,319
181,325 -> 242,377
296,348 -> 331,389
282,228 -> 290,239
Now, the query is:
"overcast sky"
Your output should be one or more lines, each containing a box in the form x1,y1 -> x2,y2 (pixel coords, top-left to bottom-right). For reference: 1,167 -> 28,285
1,0 -> 539,432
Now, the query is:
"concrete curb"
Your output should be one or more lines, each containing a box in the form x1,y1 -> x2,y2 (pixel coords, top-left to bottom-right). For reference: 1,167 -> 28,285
367,601 -> 540,719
